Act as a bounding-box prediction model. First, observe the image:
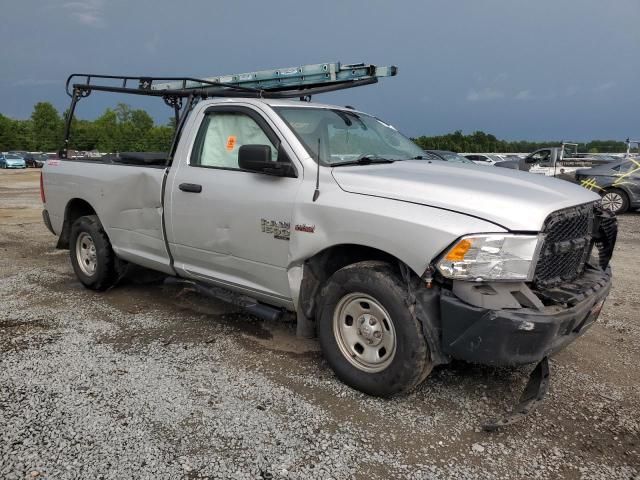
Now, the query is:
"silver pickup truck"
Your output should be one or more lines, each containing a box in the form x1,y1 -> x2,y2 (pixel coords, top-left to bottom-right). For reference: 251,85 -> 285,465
41,69 -> 617,414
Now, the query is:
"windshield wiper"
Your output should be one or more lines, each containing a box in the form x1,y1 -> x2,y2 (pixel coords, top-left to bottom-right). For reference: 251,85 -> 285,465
331,155 -> 396,167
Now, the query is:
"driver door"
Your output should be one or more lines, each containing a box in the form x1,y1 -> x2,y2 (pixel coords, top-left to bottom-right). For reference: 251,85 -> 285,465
168,105 -> 302,304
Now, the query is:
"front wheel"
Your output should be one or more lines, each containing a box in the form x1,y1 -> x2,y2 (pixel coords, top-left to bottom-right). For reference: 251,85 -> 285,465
601,188 -> 629,215
69,215 -> 118,290
317,261 -> 432,397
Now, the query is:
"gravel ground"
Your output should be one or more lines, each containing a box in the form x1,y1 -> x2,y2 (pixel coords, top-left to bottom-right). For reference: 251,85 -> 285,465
0,169 -> 638,479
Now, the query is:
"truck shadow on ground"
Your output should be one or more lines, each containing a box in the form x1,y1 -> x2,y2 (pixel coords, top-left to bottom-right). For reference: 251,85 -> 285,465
15,263 -> 640,469
86,269 -> 536,427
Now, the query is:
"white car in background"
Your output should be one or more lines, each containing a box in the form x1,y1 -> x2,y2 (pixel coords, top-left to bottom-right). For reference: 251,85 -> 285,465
464,153 -> 506,166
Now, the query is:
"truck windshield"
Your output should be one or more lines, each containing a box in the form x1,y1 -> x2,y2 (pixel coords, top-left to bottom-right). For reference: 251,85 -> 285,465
274,107 -> 425,165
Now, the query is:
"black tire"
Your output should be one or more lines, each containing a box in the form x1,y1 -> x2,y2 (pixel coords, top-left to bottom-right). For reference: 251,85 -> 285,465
600,188 -> 629,215
317,261 -> 432,397
69,215 -> 118,291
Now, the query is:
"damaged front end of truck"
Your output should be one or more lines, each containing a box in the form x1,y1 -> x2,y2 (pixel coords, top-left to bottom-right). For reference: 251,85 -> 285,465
426,202 -> 617,428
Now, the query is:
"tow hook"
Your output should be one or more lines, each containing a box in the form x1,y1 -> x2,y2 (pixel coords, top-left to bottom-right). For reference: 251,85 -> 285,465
482,356 -> 550,431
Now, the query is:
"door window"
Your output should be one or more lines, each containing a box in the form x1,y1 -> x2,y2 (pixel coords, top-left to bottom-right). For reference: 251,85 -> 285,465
192,111 -> 278,169
530,150 -> 551,165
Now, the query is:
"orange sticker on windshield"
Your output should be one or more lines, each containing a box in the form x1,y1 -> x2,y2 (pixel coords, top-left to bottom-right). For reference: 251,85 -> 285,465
226,135 -> 237,151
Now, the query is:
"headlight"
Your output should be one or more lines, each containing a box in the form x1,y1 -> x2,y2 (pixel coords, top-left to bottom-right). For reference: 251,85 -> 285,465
436,234 -> 543,281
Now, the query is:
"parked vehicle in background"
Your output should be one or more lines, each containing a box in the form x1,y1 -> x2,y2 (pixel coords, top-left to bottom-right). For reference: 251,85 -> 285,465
503,154 -> 524,160
625,139 -> 639,159
46,152 -> 60,161
24,153 -> 48,168
495,143 -> 613,181
424,150 -> 475,165
576,158 -> 640,214
463,153 -> 505,166
0,153 -> 27,169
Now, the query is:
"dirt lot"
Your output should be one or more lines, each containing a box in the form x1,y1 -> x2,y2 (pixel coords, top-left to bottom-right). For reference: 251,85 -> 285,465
0,169 -> 638,479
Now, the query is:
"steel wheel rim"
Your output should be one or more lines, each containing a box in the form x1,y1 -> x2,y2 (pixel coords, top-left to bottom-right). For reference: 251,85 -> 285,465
332,292 -> 397,373
601,192 -> 623,212
76,232 -> 98,276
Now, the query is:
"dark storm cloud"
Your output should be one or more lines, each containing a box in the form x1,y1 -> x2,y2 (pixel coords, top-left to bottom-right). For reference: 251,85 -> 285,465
1,0 -> 638,140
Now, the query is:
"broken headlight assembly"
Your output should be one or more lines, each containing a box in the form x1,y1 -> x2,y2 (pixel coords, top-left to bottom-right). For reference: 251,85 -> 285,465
436,234 -> 543,281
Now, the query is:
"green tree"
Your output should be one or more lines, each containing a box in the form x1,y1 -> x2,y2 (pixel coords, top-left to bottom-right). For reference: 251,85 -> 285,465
0,113 -> 11,151
94,109 -> 119,152
31,102 -> 63,151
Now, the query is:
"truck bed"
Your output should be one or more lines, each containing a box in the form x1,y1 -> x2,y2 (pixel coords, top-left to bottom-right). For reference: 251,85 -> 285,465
43,158 -> 171,273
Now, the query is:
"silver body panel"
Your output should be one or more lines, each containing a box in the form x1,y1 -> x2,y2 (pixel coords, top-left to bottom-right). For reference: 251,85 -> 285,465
330,159 -> 598,231
42,98 -> 600,311
43,162 -> 172,274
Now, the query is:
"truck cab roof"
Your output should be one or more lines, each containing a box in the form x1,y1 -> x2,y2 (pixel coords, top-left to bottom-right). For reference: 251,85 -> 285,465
203,97 -> 365,114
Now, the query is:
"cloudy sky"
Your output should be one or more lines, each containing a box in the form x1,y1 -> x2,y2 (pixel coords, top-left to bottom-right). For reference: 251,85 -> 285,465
1,0 -> 638,140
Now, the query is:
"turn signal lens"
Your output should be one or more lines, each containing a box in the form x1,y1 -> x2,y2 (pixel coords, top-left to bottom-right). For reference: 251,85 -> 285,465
445,239 -> 473,261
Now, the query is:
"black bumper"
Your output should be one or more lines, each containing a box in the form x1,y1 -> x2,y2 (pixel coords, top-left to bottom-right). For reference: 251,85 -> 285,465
439,268 -> 612,366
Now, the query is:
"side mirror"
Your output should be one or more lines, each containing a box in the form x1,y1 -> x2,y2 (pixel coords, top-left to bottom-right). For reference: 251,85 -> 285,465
238,144 -> 295,177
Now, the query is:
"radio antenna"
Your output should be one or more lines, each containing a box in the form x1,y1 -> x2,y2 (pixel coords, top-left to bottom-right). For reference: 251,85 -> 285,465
313,138 -> 321,202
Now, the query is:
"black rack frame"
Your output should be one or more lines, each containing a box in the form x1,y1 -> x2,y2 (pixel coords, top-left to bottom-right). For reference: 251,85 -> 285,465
61,73 -> 378,160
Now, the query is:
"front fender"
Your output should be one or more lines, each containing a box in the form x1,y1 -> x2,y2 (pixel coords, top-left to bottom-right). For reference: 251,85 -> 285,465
288,190 -> 506,276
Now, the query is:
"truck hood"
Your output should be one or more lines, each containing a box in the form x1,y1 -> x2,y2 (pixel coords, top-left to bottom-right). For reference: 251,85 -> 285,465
331,160 -> 599,231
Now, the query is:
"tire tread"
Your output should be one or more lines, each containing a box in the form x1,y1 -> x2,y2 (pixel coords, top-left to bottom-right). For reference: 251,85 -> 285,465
317,260 -> 432,397
69,215 -> 118,291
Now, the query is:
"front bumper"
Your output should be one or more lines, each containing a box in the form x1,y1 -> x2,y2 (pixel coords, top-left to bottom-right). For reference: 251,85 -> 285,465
439,268 -> 612,366
5,164 -> 26,169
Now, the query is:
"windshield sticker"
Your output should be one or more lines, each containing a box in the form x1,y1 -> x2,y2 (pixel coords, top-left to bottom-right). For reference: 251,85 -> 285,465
261,218 -> 290,241
226,135 -> 237,151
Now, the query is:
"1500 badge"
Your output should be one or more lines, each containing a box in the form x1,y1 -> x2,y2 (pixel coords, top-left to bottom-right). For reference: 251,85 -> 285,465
261,219 -> 290,241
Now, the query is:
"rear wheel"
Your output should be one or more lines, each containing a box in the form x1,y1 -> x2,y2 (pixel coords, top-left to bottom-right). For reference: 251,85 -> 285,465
317,261 -> 432,397
601,188 -> 629,215
69,215 -> 118,290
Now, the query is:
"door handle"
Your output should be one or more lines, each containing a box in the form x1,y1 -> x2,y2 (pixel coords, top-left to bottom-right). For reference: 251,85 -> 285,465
179,183 -> 202,193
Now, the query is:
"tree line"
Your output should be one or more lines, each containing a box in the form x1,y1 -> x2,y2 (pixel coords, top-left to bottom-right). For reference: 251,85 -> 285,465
0,102 -> 629,154
412,130 -> 628,154
0,102 -> 174,153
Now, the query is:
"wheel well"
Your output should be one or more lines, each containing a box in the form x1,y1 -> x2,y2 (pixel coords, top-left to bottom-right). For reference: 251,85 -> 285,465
604,186 -> 629,197
298,244 -> 410,321
56,198 -> 97,249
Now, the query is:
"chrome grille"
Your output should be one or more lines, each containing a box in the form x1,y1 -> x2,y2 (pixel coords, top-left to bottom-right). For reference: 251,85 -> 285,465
534,203 -> 595,288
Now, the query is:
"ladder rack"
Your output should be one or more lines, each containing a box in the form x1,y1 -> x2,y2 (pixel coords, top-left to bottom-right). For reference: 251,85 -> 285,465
61,61 -> 397,159
65,62 -> 397,100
